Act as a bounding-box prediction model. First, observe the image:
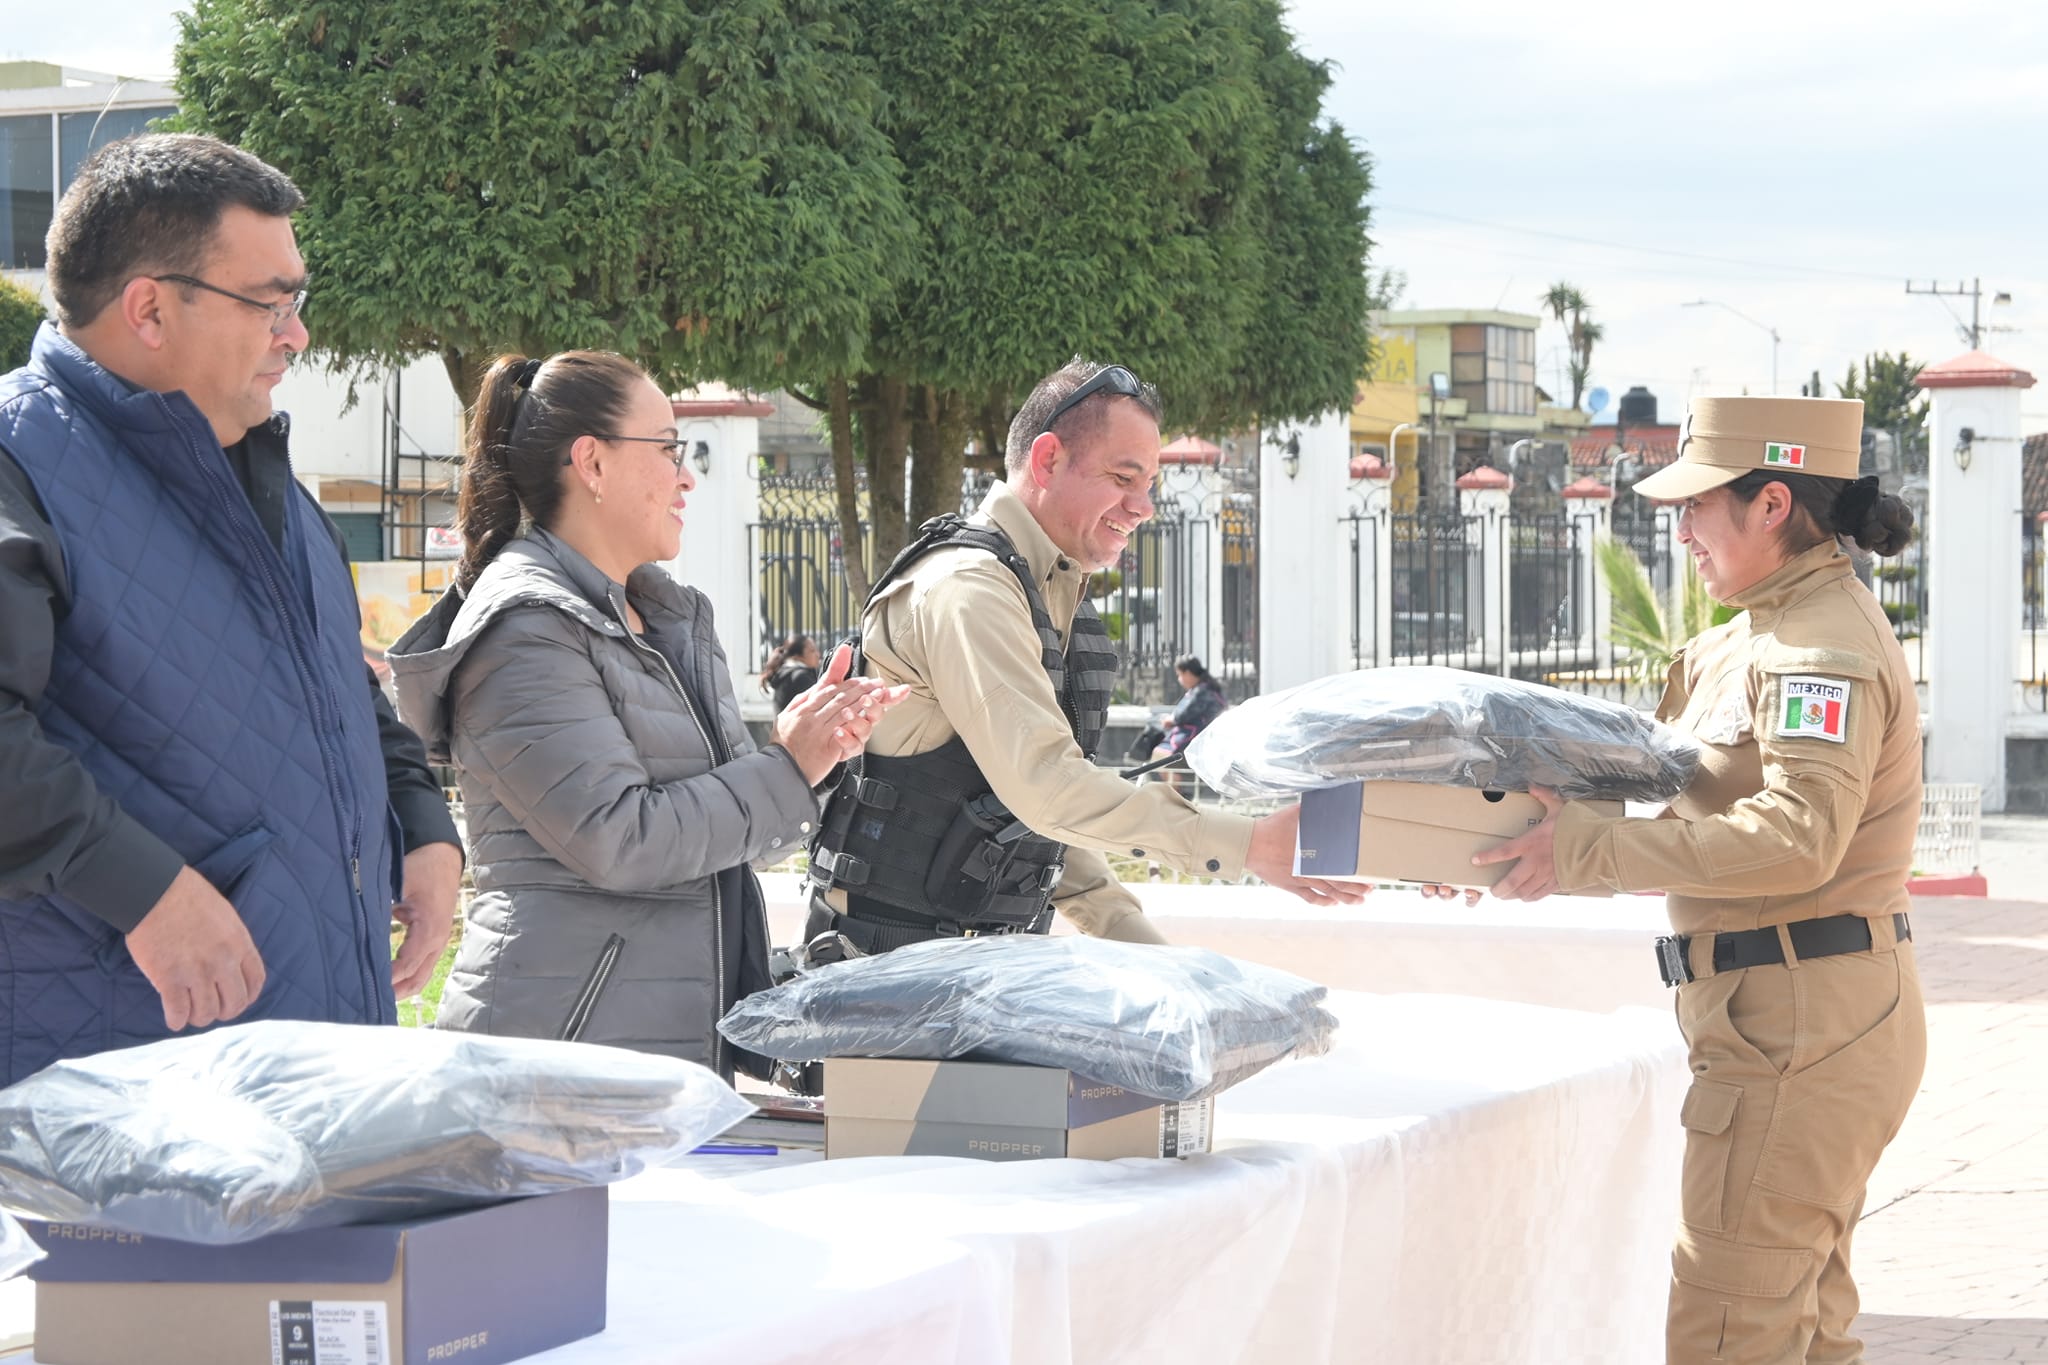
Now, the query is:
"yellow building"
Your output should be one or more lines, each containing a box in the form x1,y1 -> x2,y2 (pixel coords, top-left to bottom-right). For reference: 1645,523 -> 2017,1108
1350,309 -> 1587,509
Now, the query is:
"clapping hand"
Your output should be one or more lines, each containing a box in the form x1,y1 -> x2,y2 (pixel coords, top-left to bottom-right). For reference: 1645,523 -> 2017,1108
773,644 -> 911,784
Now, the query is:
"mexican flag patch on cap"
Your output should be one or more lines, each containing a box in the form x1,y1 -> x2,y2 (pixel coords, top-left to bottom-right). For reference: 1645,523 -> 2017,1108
1763,441 -> 1806,467
1776,675 -> 1850,743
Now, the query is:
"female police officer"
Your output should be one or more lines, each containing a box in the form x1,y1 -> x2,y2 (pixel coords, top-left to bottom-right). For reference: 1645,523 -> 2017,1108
1478,395 -> 1925,1365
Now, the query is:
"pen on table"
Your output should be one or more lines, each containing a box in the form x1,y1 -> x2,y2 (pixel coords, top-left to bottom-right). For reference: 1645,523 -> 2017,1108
692,1143 -> 781,1156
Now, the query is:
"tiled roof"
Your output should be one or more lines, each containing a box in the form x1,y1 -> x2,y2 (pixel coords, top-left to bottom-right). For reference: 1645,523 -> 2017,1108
1568,425 -> 1682,470
1915,350 -> 2037,390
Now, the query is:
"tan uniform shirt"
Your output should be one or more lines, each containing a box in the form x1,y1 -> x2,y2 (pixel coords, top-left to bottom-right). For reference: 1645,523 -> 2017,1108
1552,540 -> 1921,934
843,483 -> 1255,941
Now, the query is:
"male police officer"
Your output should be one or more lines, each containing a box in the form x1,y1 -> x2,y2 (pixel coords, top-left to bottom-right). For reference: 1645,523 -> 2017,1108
805,360 -> 1362,953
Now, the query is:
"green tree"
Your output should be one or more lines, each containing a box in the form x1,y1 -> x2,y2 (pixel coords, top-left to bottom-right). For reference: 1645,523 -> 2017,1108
175,0 -> 1374,597
173,0 -> 916,413
0,275 -> 46,373
1837,352 -> 1930,436
1540,282 -> 1601,411
795,0 -> 1375,582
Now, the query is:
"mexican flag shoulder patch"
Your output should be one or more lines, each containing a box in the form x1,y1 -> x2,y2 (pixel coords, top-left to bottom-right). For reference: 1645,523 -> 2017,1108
1776,675 -> 1851,743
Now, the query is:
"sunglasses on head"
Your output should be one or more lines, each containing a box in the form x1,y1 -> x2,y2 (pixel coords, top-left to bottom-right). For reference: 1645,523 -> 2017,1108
1040,365 -> 1144,435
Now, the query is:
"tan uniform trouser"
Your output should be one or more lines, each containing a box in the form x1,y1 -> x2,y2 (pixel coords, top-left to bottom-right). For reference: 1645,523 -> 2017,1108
1668,921 -> 1926,1365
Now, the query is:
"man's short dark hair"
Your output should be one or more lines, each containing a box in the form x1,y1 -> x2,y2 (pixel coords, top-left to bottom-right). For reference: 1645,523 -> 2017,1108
1005,359 -> 1165,474
45,133 -> 305,329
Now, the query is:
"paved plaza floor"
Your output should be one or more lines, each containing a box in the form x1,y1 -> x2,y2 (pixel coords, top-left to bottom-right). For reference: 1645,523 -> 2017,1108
1850,854 -> 2048,1362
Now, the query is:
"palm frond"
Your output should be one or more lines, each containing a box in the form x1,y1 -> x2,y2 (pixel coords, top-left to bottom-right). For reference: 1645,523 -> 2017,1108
1595,536 -> 1681,688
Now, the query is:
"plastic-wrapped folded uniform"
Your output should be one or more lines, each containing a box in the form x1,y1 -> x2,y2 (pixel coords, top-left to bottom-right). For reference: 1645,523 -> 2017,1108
0,1209 -> 40,1281
1186,666 -> 1700,803
0,1020 -> 753,1245
717,935 -> 1335,1103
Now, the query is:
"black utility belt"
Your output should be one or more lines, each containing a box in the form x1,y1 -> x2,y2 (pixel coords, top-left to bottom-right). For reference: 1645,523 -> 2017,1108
821,900 -> 1051,956
1655,912 -> 1911,988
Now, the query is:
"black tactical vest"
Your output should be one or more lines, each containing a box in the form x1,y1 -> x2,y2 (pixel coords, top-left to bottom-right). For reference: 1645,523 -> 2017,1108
806,515 -> 1118,950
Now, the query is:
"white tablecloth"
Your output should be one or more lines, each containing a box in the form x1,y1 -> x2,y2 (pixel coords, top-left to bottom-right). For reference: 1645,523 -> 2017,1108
762,876 -> 1678,1015
529,991 -> 1686,1365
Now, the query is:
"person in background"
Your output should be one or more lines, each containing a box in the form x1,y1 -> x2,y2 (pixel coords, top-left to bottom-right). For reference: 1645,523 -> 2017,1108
0,134 -> 462,1084
1148,654 -> 1229,796
1158,653 -> 1229,752
804,358 -> 1364,956
762,633 -> 822,715
391,351 -> 904,1078
1477,395 -> 1924,1365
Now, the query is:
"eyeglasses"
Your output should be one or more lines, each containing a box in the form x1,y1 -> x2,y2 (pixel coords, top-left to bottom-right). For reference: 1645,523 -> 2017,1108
152,274 -> 307,335
1040,365 -> 1145,436
588,435 -> 688,471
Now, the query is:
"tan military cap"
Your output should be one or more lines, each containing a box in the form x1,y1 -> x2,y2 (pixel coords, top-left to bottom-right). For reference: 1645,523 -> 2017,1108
1633,395 -> 1864,500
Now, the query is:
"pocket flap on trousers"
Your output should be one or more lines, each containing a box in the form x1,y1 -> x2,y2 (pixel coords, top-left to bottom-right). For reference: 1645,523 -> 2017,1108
1672,1230 -> 1813,1298
1680,1079 -> 1742,1136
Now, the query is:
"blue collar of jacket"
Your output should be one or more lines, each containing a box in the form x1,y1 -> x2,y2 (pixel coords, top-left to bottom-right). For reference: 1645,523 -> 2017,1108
30,320 -> 294,453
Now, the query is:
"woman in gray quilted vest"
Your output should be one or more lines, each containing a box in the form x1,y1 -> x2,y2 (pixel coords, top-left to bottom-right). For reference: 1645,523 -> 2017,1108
390,351 -> 904,1079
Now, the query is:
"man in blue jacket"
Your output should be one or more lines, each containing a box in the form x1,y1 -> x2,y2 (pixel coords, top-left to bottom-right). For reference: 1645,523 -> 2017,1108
0,133 -> 462,1083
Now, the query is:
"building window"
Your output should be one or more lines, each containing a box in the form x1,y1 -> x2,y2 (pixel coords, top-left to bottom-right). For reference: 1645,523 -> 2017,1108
0,106 -> 175,271
1482,325 -> 1537,416
1445,323 -> 1539,415
59,107 -> 176,193
0,115 -> 54,270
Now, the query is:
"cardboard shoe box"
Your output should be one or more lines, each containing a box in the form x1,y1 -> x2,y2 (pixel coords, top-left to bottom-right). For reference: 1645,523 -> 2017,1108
822,1057 -> 1213,1162
1295,779 -> 1624,889
24,1186 -> 607,1365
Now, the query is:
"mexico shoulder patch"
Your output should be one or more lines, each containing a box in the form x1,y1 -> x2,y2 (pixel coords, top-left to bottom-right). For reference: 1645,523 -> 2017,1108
1776,675 -> 1851,743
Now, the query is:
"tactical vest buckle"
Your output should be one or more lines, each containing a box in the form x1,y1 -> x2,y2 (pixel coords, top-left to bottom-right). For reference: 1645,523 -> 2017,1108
810,847 -> 870,888
847,774 -> 899,811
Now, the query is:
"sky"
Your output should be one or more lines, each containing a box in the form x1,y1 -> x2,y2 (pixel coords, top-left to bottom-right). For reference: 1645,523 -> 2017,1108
1284,0 -> 2046,427
10,0 -> 2044,430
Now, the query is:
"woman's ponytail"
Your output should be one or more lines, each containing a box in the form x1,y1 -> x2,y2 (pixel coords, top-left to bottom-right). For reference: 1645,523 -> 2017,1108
450,351 -> 643,591
454,355 -> 537,591
1831,475 -> 1915,558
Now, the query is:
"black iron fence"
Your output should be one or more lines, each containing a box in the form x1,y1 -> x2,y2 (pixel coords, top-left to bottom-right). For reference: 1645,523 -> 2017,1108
2025,512 -> 2045,712
1872,520 -> 1928,660
749,474 -> 874,658
1507,512 -> 1585,665
750,466 -> 1256,707
1091,469 -> 1258,704
754,469 -> 2040,717
1388,511 -> 1483,662
1341,492 -> 1672,705
1613,502 -> 1677,603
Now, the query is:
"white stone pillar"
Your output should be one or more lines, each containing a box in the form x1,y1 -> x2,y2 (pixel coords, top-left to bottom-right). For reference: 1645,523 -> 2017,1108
1458,467 -> 1513,674
1562,477 -> 1614,675
662,387 -> 774,706
1258,411 -> 1351,693
1175,467 -> 1222,674
1918,352 -> 2037,811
